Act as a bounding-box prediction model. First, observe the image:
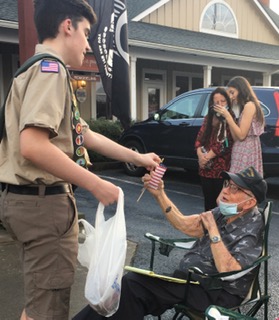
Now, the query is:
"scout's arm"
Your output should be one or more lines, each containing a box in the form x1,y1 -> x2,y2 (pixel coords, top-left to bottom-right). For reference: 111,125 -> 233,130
20,127 -> 119,205
83,129 -> 161,170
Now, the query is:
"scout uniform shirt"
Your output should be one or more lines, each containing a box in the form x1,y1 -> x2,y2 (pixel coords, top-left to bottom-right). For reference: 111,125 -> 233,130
0,44 -> 88,185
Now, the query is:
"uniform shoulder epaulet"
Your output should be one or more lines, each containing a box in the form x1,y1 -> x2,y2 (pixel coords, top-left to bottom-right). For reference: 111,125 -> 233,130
0,54 -> 67,142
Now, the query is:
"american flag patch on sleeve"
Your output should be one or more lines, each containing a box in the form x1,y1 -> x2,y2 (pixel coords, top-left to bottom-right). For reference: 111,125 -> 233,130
41,60 -> 59,73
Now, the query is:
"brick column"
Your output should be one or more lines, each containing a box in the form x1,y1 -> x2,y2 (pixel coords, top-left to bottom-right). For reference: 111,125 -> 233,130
18,0 -> 38,65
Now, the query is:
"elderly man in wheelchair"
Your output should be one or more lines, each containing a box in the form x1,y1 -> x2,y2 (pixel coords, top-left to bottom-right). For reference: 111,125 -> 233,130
73,166 -> 268,320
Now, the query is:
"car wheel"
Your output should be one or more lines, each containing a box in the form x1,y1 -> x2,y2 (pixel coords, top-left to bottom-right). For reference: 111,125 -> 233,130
123,140 -> 146,176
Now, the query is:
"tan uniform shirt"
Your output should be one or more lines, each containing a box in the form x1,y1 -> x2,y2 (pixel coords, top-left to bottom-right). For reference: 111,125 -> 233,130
0,44 -> 83,185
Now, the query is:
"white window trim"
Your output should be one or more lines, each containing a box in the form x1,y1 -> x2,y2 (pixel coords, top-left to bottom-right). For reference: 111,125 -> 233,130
200,0 -> 239,39
143,69 -> 166,83
132,0 -> 170,22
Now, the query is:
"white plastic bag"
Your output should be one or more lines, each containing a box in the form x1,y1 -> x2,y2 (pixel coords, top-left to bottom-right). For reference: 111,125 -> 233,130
77,219 -> 96,269
77,187 -> 127,317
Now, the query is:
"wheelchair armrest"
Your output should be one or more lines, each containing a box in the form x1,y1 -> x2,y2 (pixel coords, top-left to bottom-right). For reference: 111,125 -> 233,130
144,232 -> 197,271
145,232 -> 197,252
145,232 -> 161,242
187,254 -> 271,282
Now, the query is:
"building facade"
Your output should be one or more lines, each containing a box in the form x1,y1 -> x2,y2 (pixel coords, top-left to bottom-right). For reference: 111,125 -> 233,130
1,0 -> 279,122
127,0 -> 279,120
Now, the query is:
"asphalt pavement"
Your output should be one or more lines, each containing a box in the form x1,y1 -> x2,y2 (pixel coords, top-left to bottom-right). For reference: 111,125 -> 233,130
0,168 -> 279,320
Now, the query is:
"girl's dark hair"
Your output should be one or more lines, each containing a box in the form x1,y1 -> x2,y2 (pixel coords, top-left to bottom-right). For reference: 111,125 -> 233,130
227,76 -> 264,125
34,0 -> 97,43
199,87 -> 232,147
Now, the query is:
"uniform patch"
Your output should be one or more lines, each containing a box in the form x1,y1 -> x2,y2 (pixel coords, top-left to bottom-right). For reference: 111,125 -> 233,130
41,60 -> 59,73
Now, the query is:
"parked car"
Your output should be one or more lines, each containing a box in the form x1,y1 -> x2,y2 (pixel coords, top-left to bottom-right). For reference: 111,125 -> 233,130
119,87 -> 279,177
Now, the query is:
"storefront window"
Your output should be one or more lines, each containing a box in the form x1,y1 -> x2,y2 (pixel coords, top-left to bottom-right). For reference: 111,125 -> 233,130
175,76 -> 189,96
174,74 -> 203,95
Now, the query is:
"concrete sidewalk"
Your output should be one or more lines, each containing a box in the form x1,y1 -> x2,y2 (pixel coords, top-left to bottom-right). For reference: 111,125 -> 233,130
0,223 -> 137,319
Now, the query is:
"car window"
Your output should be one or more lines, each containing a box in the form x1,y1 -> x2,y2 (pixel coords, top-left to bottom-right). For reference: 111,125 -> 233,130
201,94 -> 211,117
200,96 -> 270,118
161,93 -> 203,120
259,102 -> 270,117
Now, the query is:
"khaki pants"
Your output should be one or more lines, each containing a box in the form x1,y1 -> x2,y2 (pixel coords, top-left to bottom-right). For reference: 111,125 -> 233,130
0,189 -> 79,320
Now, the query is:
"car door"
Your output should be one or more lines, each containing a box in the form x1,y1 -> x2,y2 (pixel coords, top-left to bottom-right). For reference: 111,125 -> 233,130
145,91 -> 207,167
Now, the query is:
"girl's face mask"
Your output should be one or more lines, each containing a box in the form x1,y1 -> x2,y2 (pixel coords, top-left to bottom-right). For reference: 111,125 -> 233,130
219,198 -> 253,217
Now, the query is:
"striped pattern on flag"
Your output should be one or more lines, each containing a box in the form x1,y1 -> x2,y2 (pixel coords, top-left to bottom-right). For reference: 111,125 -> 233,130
41,60 -> 59,73
149,164 -> 167,189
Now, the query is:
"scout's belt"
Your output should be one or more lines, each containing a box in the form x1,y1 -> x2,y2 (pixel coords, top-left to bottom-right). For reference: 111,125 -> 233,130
1,183 -> 71,195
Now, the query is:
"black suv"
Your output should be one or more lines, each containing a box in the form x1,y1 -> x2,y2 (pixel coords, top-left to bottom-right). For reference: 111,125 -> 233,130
119,87 -> 279,177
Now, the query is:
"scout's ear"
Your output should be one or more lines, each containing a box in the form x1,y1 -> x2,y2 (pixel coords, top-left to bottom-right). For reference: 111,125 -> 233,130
61,19 -> 72,35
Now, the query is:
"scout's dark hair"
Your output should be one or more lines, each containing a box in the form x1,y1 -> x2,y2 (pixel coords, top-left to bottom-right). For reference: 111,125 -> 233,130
227,76 -> 264,125
34,0 -> 97,43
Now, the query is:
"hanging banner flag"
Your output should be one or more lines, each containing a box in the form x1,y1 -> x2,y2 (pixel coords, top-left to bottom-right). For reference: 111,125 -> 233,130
88,0 -> 131,129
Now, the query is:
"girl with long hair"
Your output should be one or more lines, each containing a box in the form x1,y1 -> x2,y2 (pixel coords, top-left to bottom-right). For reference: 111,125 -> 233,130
214,76 -> 265,176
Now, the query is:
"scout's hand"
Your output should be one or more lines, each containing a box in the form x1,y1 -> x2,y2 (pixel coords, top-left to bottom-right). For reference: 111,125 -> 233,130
91,179 -> 119,206
135,153 -> 161,171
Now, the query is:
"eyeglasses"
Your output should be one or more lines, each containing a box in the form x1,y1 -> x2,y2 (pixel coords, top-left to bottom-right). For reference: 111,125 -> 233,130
223,180 -> 253,197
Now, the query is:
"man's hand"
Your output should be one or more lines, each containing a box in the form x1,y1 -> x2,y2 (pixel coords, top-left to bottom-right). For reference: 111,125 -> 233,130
142,172 -> 164,197
200,211 -> 219,235
201,211 -> 242,273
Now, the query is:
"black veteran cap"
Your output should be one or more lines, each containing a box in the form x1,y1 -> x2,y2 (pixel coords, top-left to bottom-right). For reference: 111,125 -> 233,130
221,166 -> 267,203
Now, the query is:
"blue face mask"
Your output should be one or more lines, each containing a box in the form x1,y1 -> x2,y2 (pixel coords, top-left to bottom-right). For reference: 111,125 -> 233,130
219,198 -> 252,217
219,200 -> 238,217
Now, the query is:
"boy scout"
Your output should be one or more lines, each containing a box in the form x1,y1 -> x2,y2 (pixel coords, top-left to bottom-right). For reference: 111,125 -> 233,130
0,1 -> 160,319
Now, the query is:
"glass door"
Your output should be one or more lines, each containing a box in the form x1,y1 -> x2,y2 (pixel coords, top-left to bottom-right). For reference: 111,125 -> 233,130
143,81 -> 165,120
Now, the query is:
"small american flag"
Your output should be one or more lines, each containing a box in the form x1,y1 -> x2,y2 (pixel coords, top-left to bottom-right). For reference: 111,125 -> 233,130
41,60 -> 59,73
137,163 -> 167,202
149,164 -> 167,189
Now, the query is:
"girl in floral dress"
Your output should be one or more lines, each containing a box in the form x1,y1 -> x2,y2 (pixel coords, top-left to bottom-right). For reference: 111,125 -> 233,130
214,76 -> 265,176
